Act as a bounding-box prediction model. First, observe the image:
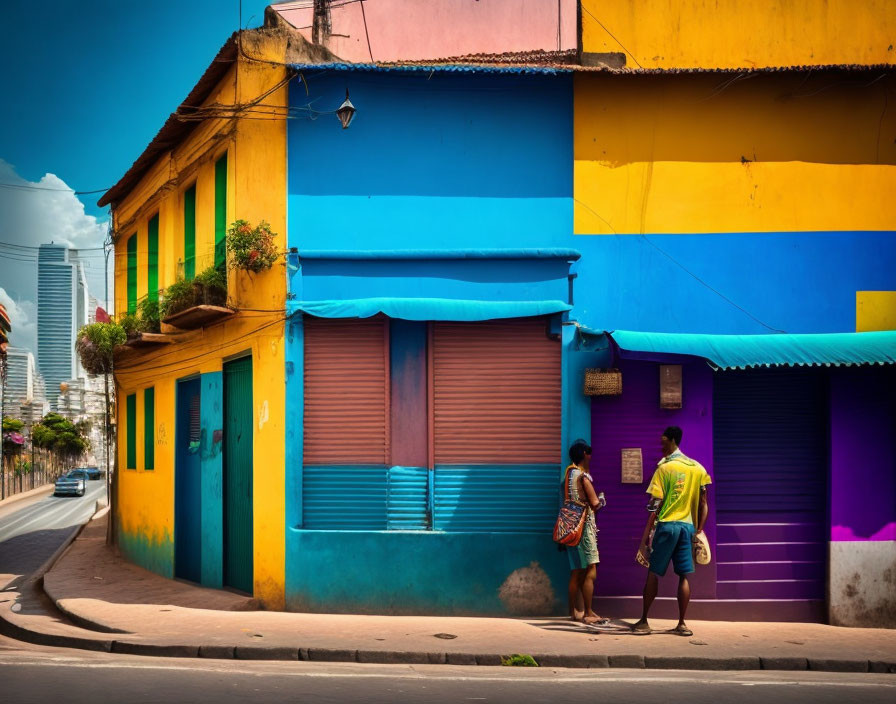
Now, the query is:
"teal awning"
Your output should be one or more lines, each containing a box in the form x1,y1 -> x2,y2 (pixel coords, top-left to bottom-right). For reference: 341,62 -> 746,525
289,298 -> 571,321
582,328 -> 896,370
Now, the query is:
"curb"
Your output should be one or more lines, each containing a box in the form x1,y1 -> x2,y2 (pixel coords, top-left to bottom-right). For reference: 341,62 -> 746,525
0,484 -> 55,511
2,511 -> 895,673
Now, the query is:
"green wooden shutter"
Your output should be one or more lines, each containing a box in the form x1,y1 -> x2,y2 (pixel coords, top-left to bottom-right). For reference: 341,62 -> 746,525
214,154 -> 227,270
184,184 -> 196,280
126,393 -> 137,469
144,387 -> 155,470
147,214 -> 159,302
126,234 -> 137,314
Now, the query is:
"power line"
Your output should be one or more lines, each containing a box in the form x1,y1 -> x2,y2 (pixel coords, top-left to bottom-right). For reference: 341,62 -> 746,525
0,183 -> 110,195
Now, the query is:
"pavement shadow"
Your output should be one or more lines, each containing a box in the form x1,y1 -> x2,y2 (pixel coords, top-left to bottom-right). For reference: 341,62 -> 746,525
0,526 -> 80,590
525,616 -> 662,636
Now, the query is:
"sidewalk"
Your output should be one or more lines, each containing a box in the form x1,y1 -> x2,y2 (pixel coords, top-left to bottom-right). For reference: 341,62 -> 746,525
3,511 -> 895,672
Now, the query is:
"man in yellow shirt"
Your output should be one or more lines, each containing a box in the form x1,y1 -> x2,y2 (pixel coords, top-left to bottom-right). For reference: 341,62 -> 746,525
633,426 -> 711,636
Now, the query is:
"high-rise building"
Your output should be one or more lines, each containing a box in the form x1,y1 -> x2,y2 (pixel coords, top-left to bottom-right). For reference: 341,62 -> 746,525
37,244 -> 87,409
4,346 -> 35,419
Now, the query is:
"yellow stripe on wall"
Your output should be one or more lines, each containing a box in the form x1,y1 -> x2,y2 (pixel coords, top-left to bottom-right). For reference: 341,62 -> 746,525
857,292 -> 896,332
574,73 -> 896,235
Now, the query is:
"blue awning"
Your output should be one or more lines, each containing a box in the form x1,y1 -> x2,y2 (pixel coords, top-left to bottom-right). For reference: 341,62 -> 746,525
289,298 -> 571,322
578,327 -> 896,369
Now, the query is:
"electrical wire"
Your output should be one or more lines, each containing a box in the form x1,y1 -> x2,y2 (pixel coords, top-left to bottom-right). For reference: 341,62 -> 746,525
580,4 -> 643,69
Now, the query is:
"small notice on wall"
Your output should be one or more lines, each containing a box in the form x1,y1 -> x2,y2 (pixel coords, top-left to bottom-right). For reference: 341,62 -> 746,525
621,448 -> 643,484
660,364 -> 683,409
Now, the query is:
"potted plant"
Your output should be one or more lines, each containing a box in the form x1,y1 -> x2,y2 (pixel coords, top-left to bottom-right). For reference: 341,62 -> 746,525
192,265 -> 228,307
76,321 -> 127,375
226,219 -> 280,273
137,298 -> 161,334
160,278 -> 196,319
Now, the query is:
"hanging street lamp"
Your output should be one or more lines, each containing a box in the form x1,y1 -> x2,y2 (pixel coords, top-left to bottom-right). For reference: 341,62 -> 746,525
336,89 -> 356,129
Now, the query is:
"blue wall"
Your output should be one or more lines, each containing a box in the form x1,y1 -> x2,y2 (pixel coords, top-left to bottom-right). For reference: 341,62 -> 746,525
288,71 -> 573,251
288,71 -> 896,335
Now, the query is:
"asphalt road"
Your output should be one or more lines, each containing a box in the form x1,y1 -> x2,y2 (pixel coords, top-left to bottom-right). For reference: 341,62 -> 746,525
0,647 -> 893,704
0,480 -> 106,588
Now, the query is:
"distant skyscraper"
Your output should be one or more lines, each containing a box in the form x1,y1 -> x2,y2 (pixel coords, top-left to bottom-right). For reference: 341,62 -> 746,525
37,244 -> 87,409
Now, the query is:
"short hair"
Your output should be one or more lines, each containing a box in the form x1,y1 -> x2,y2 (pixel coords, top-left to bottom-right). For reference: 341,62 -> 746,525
569,439 -> 592,464
663,426 -> 683,445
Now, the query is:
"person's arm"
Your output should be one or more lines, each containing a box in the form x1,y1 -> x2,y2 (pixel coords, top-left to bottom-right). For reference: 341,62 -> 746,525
695,486 -> 708,533
579,473 -> 601,511
637,495 -> 663,563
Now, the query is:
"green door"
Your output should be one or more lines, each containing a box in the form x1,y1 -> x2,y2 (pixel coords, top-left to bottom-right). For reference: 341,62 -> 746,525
223,356 -> 253,593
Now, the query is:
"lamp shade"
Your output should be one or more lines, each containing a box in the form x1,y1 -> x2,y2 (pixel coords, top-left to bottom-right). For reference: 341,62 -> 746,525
336,89 -> 355,129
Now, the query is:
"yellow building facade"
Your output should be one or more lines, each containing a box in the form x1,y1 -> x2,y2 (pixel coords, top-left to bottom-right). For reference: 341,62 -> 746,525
107,30 -> 289,608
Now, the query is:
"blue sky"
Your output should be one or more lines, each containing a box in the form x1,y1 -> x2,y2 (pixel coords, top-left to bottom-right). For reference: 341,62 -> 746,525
0,1 -> 274,350
1,0 -> 274,218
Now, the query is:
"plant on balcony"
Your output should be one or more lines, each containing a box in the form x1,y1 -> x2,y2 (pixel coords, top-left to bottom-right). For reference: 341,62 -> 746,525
76,321 -> 127,375
226,219 -> 279,273
160,266 -> 228,320
118,313 -> 139,339
137,298 -> 161,334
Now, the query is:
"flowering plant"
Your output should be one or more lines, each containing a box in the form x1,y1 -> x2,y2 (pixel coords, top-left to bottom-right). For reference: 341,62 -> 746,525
225,219 -> 279,273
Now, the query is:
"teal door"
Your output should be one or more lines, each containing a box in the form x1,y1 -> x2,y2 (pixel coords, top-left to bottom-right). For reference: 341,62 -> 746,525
223,356 -> 253,593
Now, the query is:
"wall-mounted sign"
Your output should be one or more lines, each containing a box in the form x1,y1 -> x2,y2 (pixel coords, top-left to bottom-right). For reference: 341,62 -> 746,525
621,448 -> 643,483
660,364 -> 683,409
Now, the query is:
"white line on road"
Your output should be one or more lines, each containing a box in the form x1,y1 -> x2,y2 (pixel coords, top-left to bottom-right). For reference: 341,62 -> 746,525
0,656 -> 892,688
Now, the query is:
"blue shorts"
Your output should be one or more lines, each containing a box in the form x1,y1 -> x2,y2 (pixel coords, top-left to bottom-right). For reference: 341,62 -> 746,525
649,521 -> 695,577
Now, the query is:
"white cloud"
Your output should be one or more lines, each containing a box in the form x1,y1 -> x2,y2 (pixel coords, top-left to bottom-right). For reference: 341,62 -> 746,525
0,287 -> 37,353
0,159 -> 112,357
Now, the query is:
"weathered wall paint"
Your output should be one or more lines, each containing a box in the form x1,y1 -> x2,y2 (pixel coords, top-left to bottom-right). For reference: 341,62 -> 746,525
275,0 -> 577,63
574,73 -> 896,236
285,529 -> 568,616
113,31 -> 288,608
829,541 -> 896,627
581,0 -> 896,69
857,291 -> 896,332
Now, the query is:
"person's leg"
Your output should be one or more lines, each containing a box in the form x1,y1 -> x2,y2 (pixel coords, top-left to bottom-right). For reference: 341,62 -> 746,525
581,563 -> 602,623
677,574 -> 691,628
568,569 -> 584,619
634,523 -> 674,632
670,523 -> 695,635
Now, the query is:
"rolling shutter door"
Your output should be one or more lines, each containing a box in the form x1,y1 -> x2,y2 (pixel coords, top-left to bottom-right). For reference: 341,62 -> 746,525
303,316 -> 389,466
713,368 -> 827,615
431,318 -> 561,532
432,318 -> 561,464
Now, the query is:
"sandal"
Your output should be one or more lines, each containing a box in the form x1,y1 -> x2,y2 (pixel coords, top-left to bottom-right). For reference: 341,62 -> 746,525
631,621 -> 652,634
672,625 -> 693,637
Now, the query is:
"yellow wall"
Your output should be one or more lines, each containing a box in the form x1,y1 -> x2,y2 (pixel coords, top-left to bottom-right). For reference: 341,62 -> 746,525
112,30 -> 288,608
857,291 -> 896,331
574,72 -> 896,235
582,0 -> 896,69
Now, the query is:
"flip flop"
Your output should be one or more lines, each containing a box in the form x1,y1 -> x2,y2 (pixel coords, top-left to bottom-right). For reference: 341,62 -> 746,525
631,622 -> 652,635
672,625 -> 693,637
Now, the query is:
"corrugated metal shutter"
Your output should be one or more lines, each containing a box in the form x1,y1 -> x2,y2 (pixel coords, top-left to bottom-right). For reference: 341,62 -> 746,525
387,466 -> 429,530
303,466 -> 387,530
432,464 -> 558,532
714,368 -> 827,605
303,317 -> 389,465
432,318 -> 561,465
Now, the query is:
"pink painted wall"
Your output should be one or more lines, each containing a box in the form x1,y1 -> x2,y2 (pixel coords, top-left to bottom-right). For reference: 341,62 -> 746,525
273,0 -> 577,62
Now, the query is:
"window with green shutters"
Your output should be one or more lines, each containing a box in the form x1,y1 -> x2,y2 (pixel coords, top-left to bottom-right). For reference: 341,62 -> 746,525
126,393 -> 137,469
126,234 -> 137,314
214,153 -> 227,269
147,214 -> 159,302
144,387 -> 155,470
184,184 -> 196,280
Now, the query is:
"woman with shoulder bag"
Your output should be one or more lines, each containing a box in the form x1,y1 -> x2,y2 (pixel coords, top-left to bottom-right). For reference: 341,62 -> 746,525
560,439 -> 606,624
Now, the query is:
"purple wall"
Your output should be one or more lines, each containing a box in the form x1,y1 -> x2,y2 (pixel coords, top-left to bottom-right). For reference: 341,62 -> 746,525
589,358 -> 715,600
830,365 -> 896,542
